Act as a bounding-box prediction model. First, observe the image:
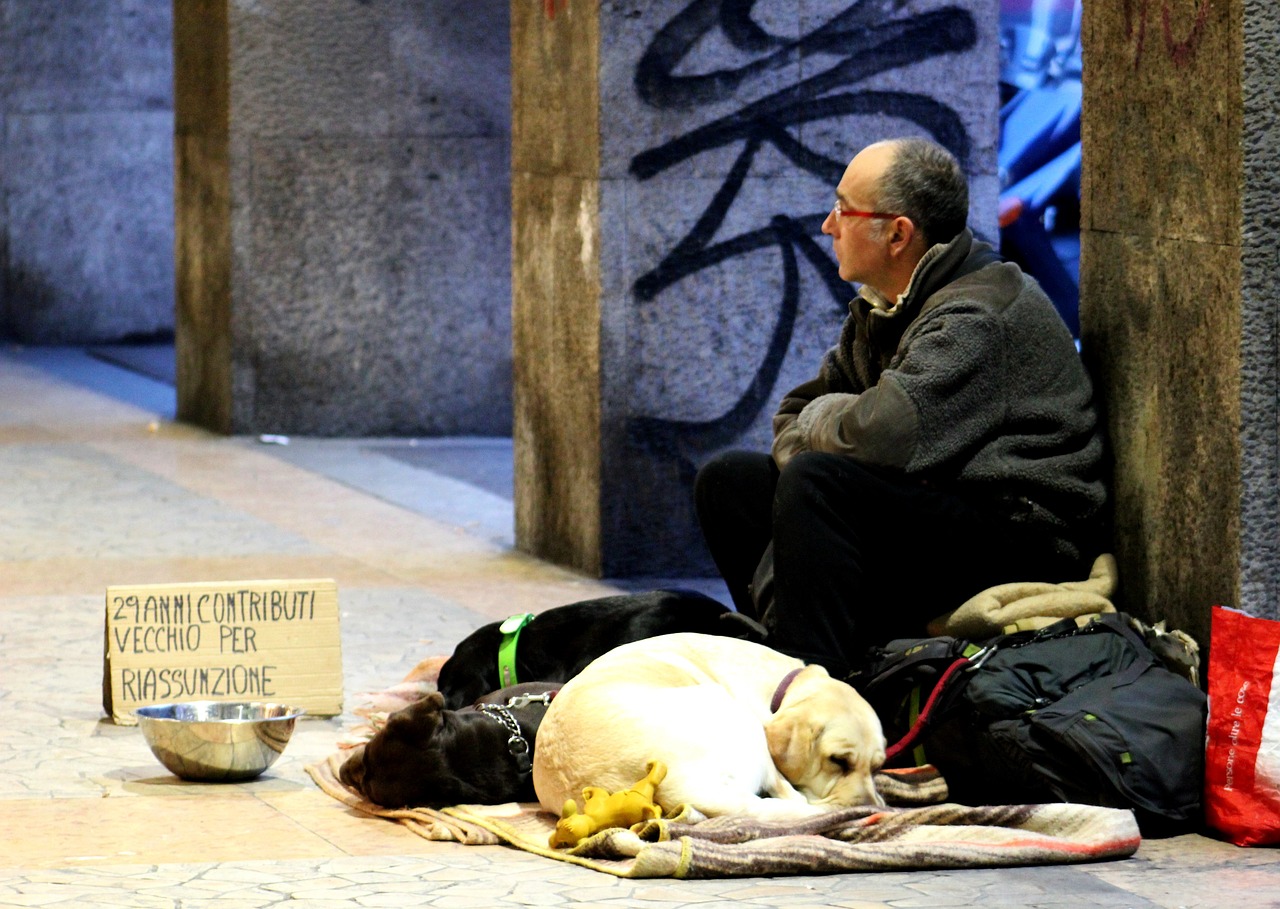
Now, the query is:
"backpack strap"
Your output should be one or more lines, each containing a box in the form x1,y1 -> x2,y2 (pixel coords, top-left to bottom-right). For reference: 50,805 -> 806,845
883,643 -> 995,763
883,657 -> 969,763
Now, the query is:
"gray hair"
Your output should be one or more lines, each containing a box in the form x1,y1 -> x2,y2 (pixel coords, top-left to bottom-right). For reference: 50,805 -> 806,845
873,138 -> 968,247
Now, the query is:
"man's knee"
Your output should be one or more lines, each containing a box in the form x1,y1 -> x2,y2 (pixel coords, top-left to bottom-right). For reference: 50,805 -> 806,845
776,451 -> 861,508
693,450 -> 735,497
695,450 -> 772,509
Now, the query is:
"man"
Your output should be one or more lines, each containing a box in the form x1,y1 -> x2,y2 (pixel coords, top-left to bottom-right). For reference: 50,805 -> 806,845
695,137 -> 1108,678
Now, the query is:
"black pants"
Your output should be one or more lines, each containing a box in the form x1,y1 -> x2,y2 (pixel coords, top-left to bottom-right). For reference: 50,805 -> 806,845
694,450 -> 1083,678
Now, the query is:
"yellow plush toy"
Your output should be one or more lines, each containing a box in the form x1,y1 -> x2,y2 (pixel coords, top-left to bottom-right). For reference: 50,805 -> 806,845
548,760 -> 668,848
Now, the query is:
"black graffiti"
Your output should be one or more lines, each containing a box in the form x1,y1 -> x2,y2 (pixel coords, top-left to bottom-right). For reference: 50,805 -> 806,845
626,0 -> 977,467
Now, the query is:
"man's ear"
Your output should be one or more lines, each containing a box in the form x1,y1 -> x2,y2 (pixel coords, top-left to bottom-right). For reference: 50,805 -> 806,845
887,215 -> 917,254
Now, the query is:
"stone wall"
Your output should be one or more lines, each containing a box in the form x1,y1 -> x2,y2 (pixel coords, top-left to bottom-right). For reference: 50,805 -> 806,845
1080,0 -> 1278,653
176,0 -> 513,435
0,0 -> 174,344
513,0 -> 999,576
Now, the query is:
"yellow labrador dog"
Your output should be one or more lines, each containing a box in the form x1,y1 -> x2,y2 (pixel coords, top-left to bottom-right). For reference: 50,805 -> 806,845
533,632 -> 886,822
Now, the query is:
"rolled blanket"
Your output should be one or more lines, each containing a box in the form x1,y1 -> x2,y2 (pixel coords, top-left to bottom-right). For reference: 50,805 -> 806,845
927,553 -> 1117,638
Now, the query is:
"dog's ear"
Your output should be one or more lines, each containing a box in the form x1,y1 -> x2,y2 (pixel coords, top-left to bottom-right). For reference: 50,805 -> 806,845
764,665 -> 836,780
391,690 -> 443,716
407,690 -> 446,717
764,706 -> 812,780
383,691 -> 446,741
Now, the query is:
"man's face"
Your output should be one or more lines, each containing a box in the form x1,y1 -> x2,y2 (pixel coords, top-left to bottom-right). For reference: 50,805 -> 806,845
820,144 -> 896,290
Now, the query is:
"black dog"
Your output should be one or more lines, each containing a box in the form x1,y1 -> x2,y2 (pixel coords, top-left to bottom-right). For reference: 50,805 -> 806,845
339,682 -> 558,808
435,589 -> 766,709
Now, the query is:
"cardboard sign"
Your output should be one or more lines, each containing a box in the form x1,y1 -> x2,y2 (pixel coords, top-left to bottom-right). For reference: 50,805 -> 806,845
103,578 -> 343,725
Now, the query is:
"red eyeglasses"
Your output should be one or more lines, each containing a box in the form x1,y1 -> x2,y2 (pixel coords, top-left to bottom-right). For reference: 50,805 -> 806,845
832,203 -> 901,220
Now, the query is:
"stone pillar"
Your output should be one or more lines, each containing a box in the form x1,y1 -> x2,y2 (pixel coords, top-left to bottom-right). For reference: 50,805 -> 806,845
1080,0 -> 1277,653
175,0 -> 512,435
512,0 -> 999,577
0,0 -> 173,343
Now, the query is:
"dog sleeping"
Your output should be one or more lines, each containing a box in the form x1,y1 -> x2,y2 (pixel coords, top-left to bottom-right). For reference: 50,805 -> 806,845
533,633 -> 886,822
435,589 -> 765,709
339,682 -> 558,808
342,591 -> 770,809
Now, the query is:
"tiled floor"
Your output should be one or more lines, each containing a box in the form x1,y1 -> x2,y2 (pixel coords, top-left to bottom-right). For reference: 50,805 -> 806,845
0,346 -> 1276,908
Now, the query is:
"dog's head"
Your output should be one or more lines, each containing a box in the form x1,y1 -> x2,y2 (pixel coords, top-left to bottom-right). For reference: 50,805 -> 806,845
764,664 -> 887,808
340,692 -> 448,805
339,691 -> 534,808
435,625 -> 504,709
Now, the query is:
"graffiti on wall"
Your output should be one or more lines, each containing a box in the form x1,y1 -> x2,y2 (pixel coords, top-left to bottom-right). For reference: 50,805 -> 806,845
1123,0 -> 1212,69
625,0 -> 978,475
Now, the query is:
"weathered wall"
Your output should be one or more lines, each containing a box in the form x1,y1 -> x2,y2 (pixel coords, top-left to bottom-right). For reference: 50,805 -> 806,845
0,0 -> 174,343
511,0 -> 603,571
513,0 -> 1000,577
174,0 -> 231,430
1080,0 -> 1277,654
176,0 -> 513,435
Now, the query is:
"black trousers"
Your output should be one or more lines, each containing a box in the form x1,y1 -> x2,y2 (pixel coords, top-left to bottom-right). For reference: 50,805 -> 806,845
694,450 -> 1083,678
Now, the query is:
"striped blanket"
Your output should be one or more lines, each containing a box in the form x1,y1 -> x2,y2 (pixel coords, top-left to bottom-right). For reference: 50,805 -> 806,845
307,753 -> 1140,878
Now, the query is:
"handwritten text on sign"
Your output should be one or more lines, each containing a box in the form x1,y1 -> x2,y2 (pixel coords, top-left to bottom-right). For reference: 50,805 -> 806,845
103,579 -> 343,725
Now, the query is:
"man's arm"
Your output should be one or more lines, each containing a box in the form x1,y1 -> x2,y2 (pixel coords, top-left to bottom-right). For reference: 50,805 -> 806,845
771,376 -> 826,468
771,331 -> 870,468
780,382 -> 918,470
779,308 -> 1005,474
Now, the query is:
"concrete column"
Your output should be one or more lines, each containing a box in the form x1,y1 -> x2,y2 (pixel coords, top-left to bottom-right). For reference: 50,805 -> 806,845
512,0 -> 999,577
0,0 -> 173,343
175,0 -> 512,435
1080,0 -> 1278,652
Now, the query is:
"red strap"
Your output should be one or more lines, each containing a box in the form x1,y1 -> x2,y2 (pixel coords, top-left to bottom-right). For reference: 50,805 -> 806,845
883,657 -> 970,763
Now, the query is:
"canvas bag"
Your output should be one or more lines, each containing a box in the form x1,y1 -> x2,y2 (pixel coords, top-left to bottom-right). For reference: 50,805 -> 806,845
1204,605 -> 1280,846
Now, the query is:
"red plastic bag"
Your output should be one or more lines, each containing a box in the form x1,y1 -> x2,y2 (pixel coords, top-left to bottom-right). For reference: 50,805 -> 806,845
1204,605 -> 1280,846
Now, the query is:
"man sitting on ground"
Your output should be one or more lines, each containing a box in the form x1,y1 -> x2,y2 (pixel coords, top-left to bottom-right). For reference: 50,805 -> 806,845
695,137 -> 1109,678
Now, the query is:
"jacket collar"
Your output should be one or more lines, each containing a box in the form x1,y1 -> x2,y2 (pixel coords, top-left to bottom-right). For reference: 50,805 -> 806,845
859,228 -> 979,319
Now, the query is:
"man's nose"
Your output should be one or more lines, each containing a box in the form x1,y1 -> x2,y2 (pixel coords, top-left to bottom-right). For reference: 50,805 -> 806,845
821,210 -> 836,235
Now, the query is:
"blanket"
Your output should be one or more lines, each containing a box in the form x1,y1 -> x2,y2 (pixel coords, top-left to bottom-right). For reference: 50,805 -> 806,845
306,752 -> 1140,878
927,553 -> 1119,638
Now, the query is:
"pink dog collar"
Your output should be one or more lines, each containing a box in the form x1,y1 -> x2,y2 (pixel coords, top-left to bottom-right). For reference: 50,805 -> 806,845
770,667 -> 804,713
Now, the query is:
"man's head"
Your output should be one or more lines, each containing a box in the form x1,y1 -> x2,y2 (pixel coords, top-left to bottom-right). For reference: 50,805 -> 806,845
821,138 -> 968,299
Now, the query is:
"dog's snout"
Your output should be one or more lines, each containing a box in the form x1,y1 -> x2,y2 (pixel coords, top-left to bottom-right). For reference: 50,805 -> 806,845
339,747 -> 367,790
865,780 -> 885,808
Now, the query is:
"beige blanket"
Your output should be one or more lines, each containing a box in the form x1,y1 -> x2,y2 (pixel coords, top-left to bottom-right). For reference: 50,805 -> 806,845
928,553 -> 1119,638
306,754 -> 1139,878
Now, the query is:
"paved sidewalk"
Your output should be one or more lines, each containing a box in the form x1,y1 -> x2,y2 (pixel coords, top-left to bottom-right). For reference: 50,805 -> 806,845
0,346 -> 1275,909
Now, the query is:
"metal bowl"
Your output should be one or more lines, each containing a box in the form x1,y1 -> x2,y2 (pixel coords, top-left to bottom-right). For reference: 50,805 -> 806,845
134,701 -> 305,782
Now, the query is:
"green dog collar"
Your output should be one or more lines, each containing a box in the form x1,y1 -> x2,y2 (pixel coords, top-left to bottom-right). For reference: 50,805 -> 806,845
497,612 -> 535,688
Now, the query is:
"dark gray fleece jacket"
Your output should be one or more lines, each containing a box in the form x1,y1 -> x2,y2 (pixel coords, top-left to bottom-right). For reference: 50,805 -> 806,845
772,229 -> 1107,559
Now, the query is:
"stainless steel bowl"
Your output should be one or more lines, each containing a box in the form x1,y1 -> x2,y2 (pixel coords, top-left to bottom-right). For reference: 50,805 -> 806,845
134,701 -> 305,782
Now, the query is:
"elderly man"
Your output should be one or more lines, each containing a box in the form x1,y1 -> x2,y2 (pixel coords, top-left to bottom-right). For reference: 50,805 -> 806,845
695,137 -> 1108,678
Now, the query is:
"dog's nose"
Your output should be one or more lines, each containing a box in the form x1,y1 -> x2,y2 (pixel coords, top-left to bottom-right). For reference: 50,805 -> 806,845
339,751 -> 366,789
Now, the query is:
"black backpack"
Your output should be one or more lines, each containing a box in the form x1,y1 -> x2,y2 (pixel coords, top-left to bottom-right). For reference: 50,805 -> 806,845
848,612 -> 1207,835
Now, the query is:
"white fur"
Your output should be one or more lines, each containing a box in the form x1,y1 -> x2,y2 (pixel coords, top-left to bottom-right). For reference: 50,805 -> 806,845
533,633 -> 886,822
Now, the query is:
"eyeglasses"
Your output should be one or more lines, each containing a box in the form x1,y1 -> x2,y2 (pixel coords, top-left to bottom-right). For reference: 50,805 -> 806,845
832,203 -> 901,220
